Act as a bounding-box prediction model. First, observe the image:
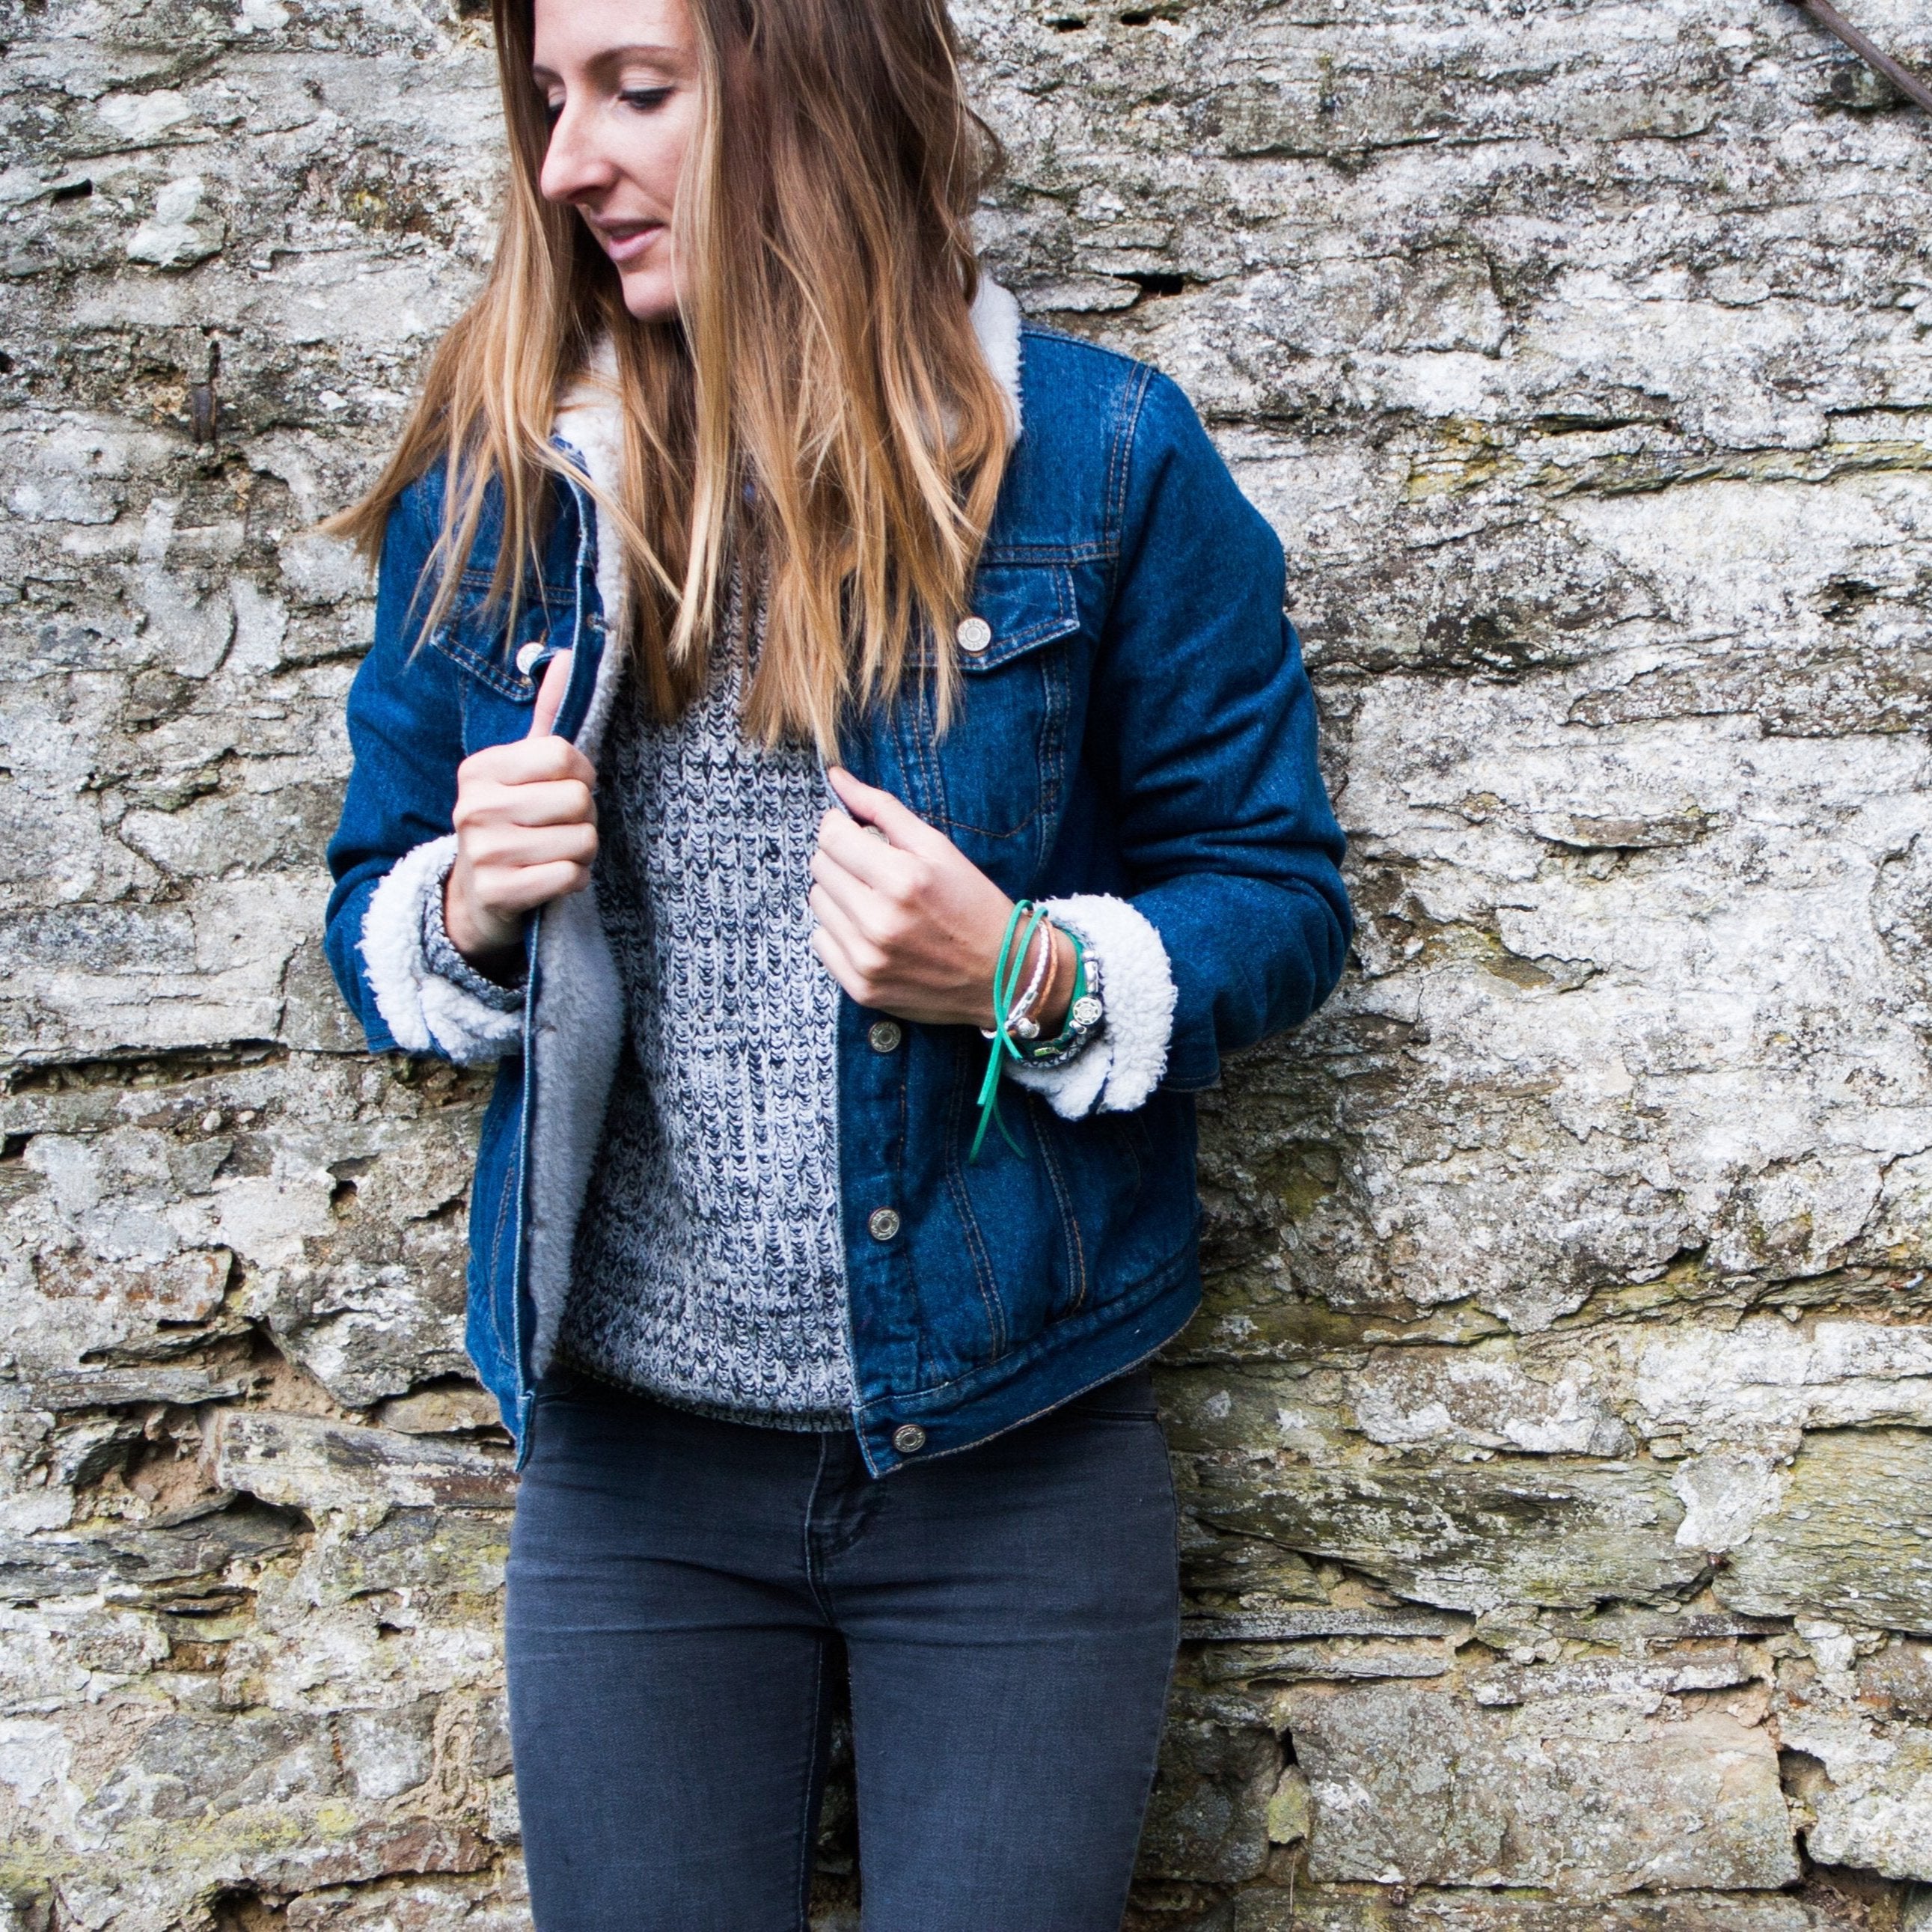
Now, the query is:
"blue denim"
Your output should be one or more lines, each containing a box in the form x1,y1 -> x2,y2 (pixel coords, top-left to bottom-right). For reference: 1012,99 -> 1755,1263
323,323 -> 1352,1468
504,1366 -> 1180,1931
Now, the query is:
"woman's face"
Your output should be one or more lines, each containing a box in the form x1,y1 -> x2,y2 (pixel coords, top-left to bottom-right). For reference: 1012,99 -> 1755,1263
531,0 -> 702,322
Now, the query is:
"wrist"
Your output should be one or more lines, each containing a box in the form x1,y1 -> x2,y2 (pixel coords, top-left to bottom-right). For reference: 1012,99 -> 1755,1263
1033,925 -> 1074,1036
443,869 -> 524,985
1014,931 -> 1104,1068
975,915 -> 1072,1037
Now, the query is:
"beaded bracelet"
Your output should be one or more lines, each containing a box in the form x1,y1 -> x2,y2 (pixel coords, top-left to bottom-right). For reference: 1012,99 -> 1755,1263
1015,933 -> 1105,1067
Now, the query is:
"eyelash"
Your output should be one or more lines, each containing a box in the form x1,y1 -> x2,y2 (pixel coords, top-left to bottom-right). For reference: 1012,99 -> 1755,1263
542,87 -> 673,123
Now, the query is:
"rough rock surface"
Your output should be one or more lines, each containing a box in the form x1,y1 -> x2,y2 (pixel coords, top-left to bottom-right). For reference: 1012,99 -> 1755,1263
3,0 -> 1931,1925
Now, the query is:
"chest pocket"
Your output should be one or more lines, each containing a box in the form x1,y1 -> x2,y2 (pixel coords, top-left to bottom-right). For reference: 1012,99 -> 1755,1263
429,569 -> 570,746
926,562 -> 1082,875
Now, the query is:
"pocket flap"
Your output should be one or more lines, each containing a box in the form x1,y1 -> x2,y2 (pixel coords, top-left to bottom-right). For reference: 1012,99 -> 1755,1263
956,563 -> 1081,671
427,570 -> 567,703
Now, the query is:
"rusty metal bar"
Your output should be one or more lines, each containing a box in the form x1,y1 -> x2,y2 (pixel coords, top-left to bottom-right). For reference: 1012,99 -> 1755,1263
1785,0 -> 1932,115
189,340 -> 221,447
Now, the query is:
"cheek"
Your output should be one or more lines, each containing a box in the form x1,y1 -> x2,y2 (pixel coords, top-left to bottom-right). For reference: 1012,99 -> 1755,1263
589,102 -> 697,209
645,98 -> 702,204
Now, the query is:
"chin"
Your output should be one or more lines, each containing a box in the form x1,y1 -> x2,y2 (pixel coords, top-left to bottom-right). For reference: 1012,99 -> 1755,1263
618,268 -> 681,322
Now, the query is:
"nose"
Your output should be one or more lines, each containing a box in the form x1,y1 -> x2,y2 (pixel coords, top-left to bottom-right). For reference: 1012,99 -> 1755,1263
538,97 -> 615,206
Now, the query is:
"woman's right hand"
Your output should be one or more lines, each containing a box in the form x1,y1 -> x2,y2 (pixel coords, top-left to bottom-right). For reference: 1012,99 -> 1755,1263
444,650 -> 599,976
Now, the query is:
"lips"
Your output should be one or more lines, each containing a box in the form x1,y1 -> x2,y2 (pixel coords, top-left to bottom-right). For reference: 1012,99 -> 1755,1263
589,218 -> 664,267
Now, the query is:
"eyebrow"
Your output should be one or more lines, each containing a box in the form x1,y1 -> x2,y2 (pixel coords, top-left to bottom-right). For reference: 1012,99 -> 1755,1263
531,43 -> 688,81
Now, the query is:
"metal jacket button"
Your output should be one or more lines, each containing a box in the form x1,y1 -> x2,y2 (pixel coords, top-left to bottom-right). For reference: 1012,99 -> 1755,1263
515,641 -> 545,676
956,616 -> 991,655
893,1423 -> 926,1454
867,1207 -> 901,1241
867,1020 -> 902,1054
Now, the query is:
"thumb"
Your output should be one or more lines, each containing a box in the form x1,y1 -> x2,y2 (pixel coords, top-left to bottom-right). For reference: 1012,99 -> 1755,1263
527,649 -> 574,739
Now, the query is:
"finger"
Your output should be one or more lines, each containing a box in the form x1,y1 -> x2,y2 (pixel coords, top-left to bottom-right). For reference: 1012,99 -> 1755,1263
469,822 -> 599,872
808,874 -> 884,969
454,775 -> 594,840
816,806 -> 914,891
481,858 -> 593,913
810,885 -> 898,992
809,920 -> 869,1004
495,778 -> 596,829
465,734 -> 597,789
825,765 -> 943,853
528,649 -> 575,739
810,849 -> 917,959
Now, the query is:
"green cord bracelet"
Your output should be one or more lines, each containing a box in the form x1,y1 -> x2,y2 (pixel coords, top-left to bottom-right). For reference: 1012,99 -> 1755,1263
970,899 -> 1051,1163
1017,932 -> 1087,1062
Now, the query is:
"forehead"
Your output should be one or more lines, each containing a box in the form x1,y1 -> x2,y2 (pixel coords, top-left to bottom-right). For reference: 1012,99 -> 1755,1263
530,0 -> 692,68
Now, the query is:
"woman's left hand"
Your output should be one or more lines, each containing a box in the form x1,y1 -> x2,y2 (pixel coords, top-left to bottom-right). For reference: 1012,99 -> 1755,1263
810,766 -> 1070,1033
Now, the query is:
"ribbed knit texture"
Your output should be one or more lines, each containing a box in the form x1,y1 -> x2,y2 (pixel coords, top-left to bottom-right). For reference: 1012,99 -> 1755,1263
560,574 -> 855,1427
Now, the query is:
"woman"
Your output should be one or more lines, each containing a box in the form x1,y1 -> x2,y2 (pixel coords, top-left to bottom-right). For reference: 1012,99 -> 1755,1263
322,0 -> 1351,1922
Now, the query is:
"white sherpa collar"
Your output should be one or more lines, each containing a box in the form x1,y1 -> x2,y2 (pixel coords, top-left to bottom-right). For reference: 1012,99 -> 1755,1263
969,276 -> 1024,440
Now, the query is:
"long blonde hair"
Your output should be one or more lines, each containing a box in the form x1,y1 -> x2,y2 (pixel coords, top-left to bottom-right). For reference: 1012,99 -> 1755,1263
326,0 -> 1011,753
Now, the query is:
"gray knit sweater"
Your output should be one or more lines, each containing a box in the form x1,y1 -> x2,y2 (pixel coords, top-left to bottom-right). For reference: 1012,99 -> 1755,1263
557,578 -> 855,1426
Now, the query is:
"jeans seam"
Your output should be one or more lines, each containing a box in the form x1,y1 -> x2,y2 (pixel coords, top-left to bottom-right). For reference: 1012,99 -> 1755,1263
794,1636 -> 825,1932
801,1433 -> 836,1625
1105,1431 -> 1184,1932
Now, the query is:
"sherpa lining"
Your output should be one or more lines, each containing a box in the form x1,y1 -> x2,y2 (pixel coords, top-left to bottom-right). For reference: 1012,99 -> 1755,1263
360,836 -> 524,1063
521,357 -> 632,1375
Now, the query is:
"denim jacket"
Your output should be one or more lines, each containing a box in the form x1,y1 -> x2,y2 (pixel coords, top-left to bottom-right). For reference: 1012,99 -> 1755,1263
323,284 -> 1351,1472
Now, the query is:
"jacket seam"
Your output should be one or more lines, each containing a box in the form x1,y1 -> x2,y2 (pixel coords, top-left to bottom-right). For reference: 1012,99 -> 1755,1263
1029,1093 -> 1089,1315
1104,364 -> 1155,603
941,1035 -> 1009,1362
486,1138 -> 519,1367
910,661 -> 949,831
1034,610 -> 1069,866
979,541 -> 1115,566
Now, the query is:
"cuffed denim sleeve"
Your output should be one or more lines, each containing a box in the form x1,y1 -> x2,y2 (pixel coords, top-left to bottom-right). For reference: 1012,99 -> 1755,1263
352,831 -> 525,1062
322,471 -> 519,1062
1086,370 -> 1351,1091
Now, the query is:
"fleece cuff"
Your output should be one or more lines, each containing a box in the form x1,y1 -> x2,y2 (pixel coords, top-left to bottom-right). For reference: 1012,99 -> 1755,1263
358,837 -> 526,1063
1005,894 -> 1177,1119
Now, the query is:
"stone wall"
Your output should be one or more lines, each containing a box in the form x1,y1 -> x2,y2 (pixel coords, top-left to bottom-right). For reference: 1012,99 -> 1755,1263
3,0 -> 1930,1925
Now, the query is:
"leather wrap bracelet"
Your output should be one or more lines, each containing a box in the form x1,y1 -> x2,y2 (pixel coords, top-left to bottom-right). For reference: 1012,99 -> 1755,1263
1015,936 -> 1105,1067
